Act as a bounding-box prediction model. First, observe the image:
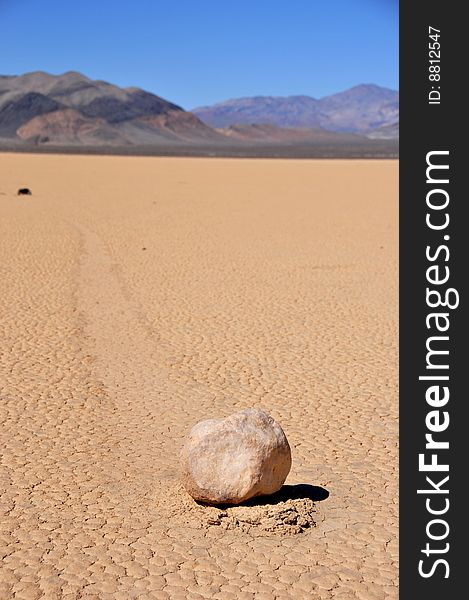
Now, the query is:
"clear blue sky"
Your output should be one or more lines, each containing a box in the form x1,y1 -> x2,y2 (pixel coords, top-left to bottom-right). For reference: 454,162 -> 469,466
0,0 -> 398,109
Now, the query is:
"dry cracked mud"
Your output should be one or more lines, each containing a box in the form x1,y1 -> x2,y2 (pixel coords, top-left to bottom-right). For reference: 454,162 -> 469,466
0,154 -> 398,599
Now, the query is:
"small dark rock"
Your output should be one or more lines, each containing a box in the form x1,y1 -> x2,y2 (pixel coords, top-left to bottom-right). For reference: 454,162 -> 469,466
17,188 -> 32,196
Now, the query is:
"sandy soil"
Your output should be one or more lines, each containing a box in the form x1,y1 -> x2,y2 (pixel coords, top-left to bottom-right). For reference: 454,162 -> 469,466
0,154 -> 398,599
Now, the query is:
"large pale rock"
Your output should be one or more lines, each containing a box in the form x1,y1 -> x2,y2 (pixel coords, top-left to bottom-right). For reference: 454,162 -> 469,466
180,408 -> 291,505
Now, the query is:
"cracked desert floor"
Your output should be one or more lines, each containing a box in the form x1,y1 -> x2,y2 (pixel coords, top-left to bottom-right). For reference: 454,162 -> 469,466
0,154 -> 398,600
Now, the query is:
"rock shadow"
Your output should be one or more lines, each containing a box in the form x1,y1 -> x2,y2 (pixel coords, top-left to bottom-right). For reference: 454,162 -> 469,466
244,483 -> 330,507
199,483 -> 330,509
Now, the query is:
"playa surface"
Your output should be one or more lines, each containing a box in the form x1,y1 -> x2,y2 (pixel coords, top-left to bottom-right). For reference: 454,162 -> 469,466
0,154 -> 398,599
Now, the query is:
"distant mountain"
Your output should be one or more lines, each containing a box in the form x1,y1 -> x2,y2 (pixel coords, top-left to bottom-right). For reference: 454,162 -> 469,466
0,73 -> 399,154
193,85 -> 399,134
201,96 -> 322,130
0,71 -> 223,146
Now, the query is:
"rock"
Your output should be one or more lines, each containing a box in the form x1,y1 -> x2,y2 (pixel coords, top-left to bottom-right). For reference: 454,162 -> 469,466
17,188 -> 32,195
180,408 -> 292,505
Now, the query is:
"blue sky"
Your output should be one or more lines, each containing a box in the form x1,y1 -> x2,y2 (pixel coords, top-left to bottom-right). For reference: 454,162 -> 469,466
0,0 -> 398,109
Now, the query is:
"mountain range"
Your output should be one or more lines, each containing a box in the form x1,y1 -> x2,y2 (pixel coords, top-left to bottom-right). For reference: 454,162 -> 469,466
0,72 -> 398,149
0,71 -> 223,146
193,85 -> 398,135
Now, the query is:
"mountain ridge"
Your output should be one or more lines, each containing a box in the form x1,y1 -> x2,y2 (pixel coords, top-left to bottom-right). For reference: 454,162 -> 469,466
0,72 -> 399,147
0,71 -> 223,146
193,84 -> 399,135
